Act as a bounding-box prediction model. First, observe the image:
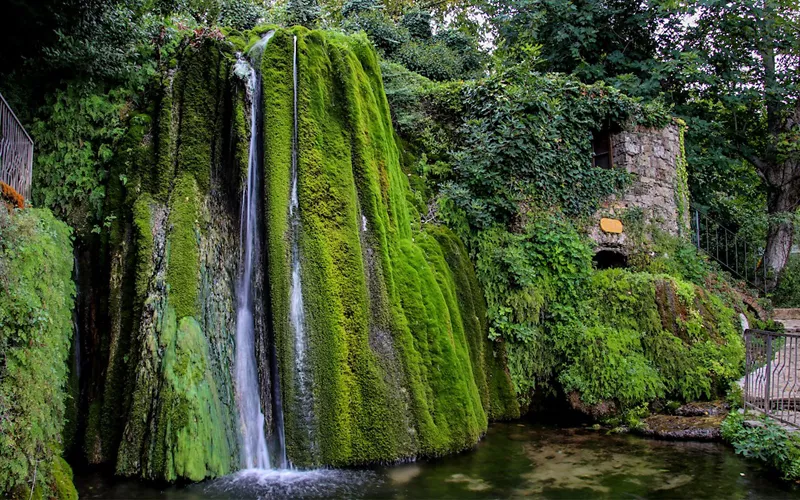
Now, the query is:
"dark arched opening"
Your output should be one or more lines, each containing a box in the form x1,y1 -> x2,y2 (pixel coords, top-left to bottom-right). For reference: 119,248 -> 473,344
593,250 -> 628,270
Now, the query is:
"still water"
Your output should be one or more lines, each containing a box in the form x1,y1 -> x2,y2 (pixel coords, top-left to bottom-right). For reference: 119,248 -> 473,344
75,422 -> 798,499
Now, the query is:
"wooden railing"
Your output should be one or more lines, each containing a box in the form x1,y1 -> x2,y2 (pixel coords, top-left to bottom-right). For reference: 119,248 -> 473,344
0,92 -> 33,201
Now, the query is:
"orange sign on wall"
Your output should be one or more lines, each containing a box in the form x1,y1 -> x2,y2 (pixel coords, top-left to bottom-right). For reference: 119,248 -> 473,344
600,218 -> 623,234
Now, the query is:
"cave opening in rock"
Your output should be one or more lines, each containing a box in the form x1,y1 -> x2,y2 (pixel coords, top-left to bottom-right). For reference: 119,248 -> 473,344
593,249 -> 628,269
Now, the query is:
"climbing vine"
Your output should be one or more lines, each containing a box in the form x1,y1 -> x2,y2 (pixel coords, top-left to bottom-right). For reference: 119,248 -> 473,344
674,119 -> 690,237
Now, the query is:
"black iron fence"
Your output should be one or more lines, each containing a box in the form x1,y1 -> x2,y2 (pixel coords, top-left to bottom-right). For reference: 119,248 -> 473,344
0,92 -> 33,200
690,205 -> 767,295
744,328 -> 800,428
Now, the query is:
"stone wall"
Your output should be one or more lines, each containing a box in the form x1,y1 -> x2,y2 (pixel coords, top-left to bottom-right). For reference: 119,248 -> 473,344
589,122 -> 689,252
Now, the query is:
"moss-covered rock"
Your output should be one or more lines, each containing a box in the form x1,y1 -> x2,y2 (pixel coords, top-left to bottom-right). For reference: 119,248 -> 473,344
262,28 -> 517,467
0,208 -> 77,498
84,27 -> 516,480
113,37 -> 243,481
558,269 -> 745,415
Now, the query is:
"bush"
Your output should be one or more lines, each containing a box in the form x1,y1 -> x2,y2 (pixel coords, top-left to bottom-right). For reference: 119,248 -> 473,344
773,254 -> 800,307
220,0 -> 264,30
722,412 -> 800,481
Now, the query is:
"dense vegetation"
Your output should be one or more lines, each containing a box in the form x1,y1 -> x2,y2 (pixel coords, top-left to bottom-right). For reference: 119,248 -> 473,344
0,207 -> 76,499
0,0 -> 797,495
722,411 -> 800,481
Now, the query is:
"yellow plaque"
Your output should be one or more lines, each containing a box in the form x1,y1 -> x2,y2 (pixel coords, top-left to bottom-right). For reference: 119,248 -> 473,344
600,218 -> 623,234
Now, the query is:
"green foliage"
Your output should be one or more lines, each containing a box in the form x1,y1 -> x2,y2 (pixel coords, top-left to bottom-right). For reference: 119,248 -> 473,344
472,210 -> 743,412
341,1 -> 486,81
722,412 -> 800,481
485,0 -> 685,99
0,208 -> 76,497
30,84 -> 128,234
628,228 -> 715,286
473,215 -> 592,343
440,67 -> 669,230
286,0 -> 323,27
772,254 -> 800,307
220,0 -> 264,29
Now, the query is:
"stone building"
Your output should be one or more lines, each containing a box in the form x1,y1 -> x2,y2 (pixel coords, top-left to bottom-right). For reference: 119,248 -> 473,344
588,121 -> 689,262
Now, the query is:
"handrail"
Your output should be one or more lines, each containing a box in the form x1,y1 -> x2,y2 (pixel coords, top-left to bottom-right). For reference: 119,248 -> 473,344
690,204 -> 767,295
744,328 -> 800,428
0,92 -> 34,201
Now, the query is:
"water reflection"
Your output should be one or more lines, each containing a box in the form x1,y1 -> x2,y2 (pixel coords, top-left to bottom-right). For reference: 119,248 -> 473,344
74,422 -> 797,499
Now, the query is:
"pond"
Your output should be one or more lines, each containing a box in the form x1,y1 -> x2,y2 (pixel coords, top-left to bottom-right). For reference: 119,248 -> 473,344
75,422 -> 798,499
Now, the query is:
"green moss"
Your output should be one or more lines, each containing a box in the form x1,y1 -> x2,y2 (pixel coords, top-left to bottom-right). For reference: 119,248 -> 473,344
52,457 -> 77,500
166,174 -> 201,320
153,315 -> 235,481
0,208 -> 75,496
427,225 -> 519,420
132,194 -> 155,304
154,83 -> 176,199
260,29 -> 514,466
173,40 -> 234,193
559,269 -> 745,407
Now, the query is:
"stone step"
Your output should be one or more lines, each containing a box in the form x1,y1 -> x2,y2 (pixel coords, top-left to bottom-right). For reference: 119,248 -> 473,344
774,308 -> 800,320
776,319 -> 800,332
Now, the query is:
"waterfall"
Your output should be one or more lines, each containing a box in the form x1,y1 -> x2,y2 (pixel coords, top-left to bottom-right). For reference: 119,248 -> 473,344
235,32 -> 276,470
72,255 -> 81,383
289,34 -> 315,455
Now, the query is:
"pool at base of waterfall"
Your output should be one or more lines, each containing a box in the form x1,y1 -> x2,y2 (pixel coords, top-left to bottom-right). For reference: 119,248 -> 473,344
73,422 -> 796,498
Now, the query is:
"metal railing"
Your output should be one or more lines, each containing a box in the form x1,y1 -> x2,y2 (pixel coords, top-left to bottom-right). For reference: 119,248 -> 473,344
0,92 -> 33,200
690,205 -> 767,295
744,328 -> 800,428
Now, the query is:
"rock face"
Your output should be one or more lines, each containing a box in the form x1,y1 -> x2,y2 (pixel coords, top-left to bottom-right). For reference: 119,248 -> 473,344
589,123 -> 689,252
77,28 -> 518,481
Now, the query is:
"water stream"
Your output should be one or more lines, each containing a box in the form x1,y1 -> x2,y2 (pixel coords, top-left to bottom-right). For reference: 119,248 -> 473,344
72,255 -> 81,384
73,421 -> 797,498
234,32 -> 279,471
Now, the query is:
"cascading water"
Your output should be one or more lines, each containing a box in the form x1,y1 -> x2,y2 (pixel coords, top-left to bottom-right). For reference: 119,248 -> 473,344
72,255 -> 81,383
289,35 -> 315,454
234,32 -> 279,470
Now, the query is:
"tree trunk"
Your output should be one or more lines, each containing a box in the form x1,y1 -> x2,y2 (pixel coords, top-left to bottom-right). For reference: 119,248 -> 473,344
762,179 -> 800,291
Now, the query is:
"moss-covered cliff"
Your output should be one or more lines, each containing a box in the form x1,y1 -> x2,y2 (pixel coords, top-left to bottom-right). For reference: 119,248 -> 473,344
73,27 -> 516,480
263,27 -> 517,467
0,207 -> 77,499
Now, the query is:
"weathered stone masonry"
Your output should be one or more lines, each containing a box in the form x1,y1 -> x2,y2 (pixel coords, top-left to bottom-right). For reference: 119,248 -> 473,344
590,122 -> 689,252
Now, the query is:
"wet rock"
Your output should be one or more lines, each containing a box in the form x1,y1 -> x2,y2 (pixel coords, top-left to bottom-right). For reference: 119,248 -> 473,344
743,420 -> 766,429
674,401 -> 729,417
636,414 -> 726,441
567,392 -> 618,420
